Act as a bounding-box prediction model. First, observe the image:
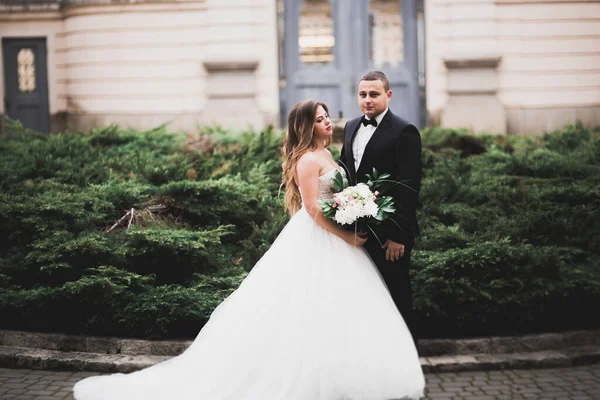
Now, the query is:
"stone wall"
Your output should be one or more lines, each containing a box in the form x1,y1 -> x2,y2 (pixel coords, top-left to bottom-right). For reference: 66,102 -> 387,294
0,1 -> 64,132
426,0 -> 600,134
0,0 -> 279,133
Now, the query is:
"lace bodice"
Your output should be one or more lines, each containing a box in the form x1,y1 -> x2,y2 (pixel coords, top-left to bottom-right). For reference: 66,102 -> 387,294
298,168 -> 345,207
317,167 -> 344,201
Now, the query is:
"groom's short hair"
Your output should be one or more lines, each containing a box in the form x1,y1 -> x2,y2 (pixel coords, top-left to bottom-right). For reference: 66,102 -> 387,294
360,71 -> 390,91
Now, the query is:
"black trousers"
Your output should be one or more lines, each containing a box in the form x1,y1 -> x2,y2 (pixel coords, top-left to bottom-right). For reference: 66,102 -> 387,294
363,237 -> 418,350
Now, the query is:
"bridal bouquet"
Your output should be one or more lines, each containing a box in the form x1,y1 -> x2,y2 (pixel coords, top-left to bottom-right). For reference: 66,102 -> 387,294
318,168 -> 397,240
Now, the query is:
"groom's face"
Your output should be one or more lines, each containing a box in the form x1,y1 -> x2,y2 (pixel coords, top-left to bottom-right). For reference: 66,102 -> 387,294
358,79 -> 392,119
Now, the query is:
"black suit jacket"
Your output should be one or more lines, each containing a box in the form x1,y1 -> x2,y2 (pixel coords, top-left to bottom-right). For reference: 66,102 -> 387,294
339,110 -> 422,245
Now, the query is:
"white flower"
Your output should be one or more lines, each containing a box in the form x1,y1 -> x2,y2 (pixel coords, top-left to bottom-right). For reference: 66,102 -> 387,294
355,183 -> 373,199
330,183 -> 379,225
333,209 -> 351,225
334,203 -> 361,225
363,201 -> 379,218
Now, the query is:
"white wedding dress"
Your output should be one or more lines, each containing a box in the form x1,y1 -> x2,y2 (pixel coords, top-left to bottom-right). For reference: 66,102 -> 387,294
73,168 -> 425,400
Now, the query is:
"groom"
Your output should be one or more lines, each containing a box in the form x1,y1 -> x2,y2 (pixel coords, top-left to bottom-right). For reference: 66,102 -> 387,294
339,71 -> 422,346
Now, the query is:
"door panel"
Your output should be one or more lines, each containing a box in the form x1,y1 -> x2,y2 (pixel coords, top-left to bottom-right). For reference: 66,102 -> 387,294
2,38 -> 50,133
282,0 -> 419,126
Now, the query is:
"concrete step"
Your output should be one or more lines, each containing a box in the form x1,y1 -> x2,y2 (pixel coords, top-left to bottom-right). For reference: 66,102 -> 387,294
1,344 -> 599,374
0,345 -> 169,374
2,329 -> 599,358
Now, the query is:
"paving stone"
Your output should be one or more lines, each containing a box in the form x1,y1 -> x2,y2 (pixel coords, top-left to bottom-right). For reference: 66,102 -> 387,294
39,374 -> 73,381
0,364 -> 599,399
6,387 -> 27,394
4,382 -> 30,389
28,383 -> 53,390
26,389 -> 57,396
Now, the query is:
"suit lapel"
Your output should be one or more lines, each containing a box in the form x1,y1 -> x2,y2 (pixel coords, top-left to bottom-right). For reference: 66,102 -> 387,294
344,118 -> 361,182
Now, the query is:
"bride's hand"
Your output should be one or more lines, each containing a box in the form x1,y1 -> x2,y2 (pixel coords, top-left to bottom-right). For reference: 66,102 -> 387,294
341,231 -> 368,246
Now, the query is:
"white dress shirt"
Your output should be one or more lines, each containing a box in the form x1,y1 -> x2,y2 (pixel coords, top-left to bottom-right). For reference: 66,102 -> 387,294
352,108 -> 388,172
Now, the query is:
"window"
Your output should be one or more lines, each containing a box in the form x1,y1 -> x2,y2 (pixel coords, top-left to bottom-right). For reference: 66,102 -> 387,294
17,48 -> 36,93
369,0 -> 404,67
299,0 -> 335,63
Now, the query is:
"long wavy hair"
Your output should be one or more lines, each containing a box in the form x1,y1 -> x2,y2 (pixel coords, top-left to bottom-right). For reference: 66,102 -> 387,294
280,100 -> 331,215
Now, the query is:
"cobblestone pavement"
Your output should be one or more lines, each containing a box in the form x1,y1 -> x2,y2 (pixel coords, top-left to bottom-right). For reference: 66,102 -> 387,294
0,364 -> 598,400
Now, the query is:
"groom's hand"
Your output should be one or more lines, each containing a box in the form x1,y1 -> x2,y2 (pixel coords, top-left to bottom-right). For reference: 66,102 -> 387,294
382,240 -> 405,262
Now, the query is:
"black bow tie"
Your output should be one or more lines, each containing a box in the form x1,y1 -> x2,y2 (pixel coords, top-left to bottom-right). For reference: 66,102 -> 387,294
361,117 -> 377,127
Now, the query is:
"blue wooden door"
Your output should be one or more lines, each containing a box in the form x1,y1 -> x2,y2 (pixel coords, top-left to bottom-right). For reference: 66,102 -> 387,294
281,0 -> 419,126
2,38 -> 50,133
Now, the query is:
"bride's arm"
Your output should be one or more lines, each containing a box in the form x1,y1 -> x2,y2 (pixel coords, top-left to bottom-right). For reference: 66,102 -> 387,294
296,154 -> 366,246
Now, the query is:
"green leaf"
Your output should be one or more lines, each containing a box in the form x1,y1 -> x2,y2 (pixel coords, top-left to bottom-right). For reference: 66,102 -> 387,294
331,170 -> 345,192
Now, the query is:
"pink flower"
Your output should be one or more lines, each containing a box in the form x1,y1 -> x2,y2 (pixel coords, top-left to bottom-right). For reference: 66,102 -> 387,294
332,203 -> 337,208
375,191 -> 379,196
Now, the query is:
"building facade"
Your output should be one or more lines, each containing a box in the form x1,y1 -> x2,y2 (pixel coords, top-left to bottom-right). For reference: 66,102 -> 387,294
1,0 -> 599,135
426,0 -> 600,134
1,0 -> 280,134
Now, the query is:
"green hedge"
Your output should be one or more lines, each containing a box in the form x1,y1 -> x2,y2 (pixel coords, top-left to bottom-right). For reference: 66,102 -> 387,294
1,118 -> 599,338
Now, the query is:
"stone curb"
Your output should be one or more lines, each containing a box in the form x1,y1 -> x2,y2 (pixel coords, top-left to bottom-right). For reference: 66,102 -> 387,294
1,329 -> 599,357
421,345 -> 600,373
421,330 -> 600,357
1,344 -> 599,374
0,345 -> 169,374
0,330 -> 193,357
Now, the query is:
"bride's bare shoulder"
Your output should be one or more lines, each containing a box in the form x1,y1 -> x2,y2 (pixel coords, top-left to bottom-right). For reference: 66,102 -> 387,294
297,151 -> 320,166
296,152 -> 324,177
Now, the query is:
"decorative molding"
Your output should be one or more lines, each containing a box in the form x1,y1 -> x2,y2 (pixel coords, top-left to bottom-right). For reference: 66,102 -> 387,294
443,56 -> 502,70
0,0 -> 58,3
61,0 -> 204,8
444,90 -> 499,96
496,0 -> 600,4
441,54 -> 506,134
202,60 -> 259,73
0,0 -> 59,5
0,10 -> 62,21
0,0 -> 205,13
0,0 -> 60,13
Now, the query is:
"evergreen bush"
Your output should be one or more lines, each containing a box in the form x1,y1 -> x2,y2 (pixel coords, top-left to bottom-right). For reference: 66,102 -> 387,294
1,118 -> 598,338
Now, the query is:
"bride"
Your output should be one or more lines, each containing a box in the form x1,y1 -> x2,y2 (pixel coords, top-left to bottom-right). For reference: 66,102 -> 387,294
73,100 -> 425,400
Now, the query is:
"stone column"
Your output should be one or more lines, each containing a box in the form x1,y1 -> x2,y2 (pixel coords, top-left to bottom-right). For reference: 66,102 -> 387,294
441,55 -> 506,135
